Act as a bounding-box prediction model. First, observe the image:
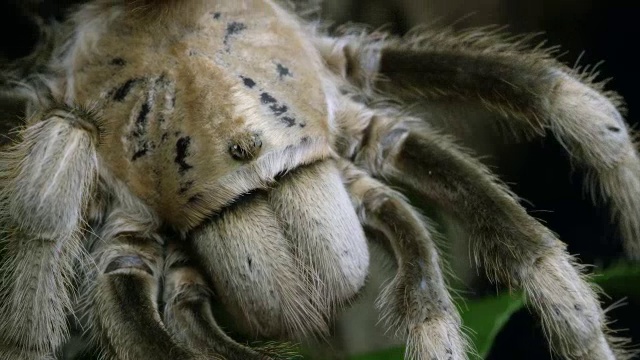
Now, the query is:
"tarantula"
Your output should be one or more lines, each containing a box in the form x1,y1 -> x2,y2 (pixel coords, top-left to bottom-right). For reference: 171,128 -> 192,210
0,0 -> 638,359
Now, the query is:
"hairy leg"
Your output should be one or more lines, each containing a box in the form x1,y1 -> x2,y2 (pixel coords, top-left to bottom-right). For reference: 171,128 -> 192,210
81,232 -> 201,360
163,243 -> 295,360
0,107 -> 98,358
317,29 -> 640,259
341,161 -> 466,360
338,101 -> 625,359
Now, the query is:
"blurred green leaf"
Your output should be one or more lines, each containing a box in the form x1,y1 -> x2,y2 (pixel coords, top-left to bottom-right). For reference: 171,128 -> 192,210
460,292 -> 524,358
350,263 -> 640,360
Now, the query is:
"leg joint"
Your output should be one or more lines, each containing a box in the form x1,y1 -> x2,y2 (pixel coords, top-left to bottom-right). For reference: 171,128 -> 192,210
105,255 -> 153,275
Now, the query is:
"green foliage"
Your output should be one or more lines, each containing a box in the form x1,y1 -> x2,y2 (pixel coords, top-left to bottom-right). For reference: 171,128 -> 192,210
350,264 -> 640,360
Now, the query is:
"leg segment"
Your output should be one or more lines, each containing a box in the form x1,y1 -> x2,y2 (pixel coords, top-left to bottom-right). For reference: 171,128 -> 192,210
190,193 -> 327,340
0,107 -> 98,358
82,233 -> 199,360
341,161 -> 466,360
267,161 -> 369,314
344,106 -> 625,359
318,30 -> 640,258
163,243 -> 292,360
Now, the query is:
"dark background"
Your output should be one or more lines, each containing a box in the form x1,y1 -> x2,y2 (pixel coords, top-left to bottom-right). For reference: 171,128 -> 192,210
1,1 -> 638,359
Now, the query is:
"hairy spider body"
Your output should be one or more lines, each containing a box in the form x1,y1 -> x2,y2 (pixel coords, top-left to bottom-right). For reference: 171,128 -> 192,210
0,0 -> 638,359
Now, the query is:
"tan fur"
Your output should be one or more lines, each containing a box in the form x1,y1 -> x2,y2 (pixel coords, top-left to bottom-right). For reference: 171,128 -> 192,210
0,0 -> 637,359
64,0 -> 334,229
0,107 -> 98,358
191,192 -> 328,339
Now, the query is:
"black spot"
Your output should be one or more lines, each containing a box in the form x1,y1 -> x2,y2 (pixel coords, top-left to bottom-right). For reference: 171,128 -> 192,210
187,194 -> 203,204
607,125 -> 621,132
260,92 -> 276,104
299,122 -> 306,128
131,145 -> 148,161
161,133 -> 169,142
300,136 -> 310,144
112,78 -> 142,102
179,180 -> 194,194
110,57 -> 126,66
175,136 -> 194,174
260,92 -> 289,116
212,12 -> 221,19
223,21 -> 247,46
247,256 -> 253,271
269,104 -> 288,116
240,76 -> 256,88
259,92 -> 295,124
276,63 -> 292,78
133,102 -> 151,137
281,116 -> 296,127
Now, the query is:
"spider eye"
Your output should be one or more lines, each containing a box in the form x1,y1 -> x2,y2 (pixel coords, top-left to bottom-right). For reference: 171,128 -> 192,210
229,144 -> 245,159
228,132 -> 262,161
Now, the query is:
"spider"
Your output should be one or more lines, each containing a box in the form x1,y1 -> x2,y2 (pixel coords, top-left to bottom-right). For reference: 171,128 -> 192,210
0,0 -> 638,359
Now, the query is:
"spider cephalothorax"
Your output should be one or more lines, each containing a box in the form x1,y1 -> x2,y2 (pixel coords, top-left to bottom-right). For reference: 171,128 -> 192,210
0,0 -> 638,359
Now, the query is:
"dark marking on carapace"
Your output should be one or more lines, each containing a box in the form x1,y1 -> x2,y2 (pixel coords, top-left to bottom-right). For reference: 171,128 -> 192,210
260,92 -> 276,104
132,145 -> 148,161
240,76 -> 256,88
276,63 -> 292,78
112,78 -> 142,102
187,193 -> 203,205
212,12 -> 221,20
299,122 -> 306,128
270,104 -> 288,116
223,21 -> 247,46
110,57 -> 126,66
175,136 -> 194,175
133,102 -> 151,137
260,92 -> 289,116
161,133 -> 169,142
281,116 -> 296,127
247,256 -> 253,271
179,180 -> 194,194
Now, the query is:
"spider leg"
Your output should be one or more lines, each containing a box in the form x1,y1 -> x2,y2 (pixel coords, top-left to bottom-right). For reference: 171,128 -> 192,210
0,108 -> 98,358
82,232 -> 201,360
163,242 -> 290,360
340,104 -> 625,359
340,161 -> 467,360
318,30 -> 640,259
